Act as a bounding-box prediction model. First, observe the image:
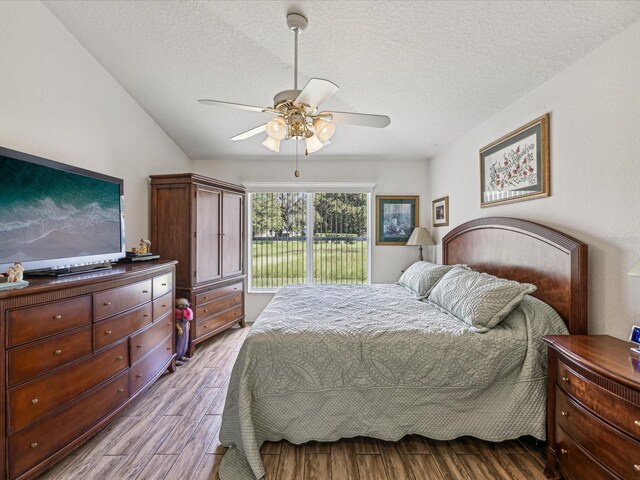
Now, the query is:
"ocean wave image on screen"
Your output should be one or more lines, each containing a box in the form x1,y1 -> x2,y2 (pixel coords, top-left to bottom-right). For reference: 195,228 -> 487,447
0,156 -> 122,264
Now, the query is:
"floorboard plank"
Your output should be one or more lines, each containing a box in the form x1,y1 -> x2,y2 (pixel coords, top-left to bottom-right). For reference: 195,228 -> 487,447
192,453 -> 223,480
262,454 -> 281,480
304,453 -> 331,480
134,454 -> 177,480
400,435 -> 432,455
276,442 -> 305,480
506,453 -> 549,480
353,437 -> 380,455
458,454 -> 502,480
330,439 -> 358,480
356,454 -> 387,480
406,454 -> 444,480
379,442 -> 415,480
428,440 -> 472,480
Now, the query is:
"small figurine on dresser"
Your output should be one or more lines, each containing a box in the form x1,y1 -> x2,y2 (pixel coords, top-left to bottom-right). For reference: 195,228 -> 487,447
131,238 -> 152,255
0,262 -> 28,290
175,298 -> 193,366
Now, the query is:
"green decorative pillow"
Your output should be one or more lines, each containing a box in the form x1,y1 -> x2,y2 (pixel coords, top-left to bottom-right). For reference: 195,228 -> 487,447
397,261 -> 456,299
427,266 -> 537,331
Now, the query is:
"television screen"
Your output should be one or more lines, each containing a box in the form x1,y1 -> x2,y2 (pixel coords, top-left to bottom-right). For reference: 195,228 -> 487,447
0,146 -> 125,272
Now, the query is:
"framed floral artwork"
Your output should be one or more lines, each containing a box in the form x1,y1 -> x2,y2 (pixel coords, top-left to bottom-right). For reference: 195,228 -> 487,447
480,113 -> 550,207
432,196 -> 449,227
376,195 -> 418,245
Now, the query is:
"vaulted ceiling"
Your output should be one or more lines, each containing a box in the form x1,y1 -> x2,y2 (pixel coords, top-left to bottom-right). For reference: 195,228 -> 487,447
44,1 -> 640,160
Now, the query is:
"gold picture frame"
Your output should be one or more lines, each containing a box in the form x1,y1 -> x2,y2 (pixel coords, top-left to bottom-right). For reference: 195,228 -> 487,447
432,196 -> 449,227
480,113 -> 550,207
375,195 -> 419,245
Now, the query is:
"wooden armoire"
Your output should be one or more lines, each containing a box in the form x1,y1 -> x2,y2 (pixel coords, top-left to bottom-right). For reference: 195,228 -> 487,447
150,174 -> 246,356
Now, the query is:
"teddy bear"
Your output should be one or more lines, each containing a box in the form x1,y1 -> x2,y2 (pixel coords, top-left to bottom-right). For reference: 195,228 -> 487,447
174,297 -> 193,365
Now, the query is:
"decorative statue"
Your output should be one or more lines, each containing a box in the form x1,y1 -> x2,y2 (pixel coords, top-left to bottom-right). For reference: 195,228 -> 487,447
6,262 -> 24,283
132,238 -> 152,255
174,298 -> 193,365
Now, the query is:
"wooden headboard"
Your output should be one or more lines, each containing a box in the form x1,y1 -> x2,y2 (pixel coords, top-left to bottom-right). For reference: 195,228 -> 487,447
442,217 -> 588,334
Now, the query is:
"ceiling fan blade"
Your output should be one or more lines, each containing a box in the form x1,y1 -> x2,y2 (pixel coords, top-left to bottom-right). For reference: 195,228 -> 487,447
198,99 -> 279,114
294,78 -> 339,108
231,124 -> 267,141
318,111 -> 391,128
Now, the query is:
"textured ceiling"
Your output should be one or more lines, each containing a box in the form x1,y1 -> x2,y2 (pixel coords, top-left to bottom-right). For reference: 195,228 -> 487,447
44,1 -> 640,160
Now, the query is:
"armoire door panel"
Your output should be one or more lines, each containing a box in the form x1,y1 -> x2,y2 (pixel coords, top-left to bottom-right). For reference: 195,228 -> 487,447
195,185 -> 221,284
222,191 -> 243,277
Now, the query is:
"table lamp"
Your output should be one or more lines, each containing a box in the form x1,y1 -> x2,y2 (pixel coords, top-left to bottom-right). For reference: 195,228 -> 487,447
406,227 -> 435,261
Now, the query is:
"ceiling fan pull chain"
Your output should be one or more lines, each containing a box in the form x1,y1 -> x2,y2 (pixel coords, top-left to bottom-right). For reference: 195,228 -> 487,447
295,139 -> 300,177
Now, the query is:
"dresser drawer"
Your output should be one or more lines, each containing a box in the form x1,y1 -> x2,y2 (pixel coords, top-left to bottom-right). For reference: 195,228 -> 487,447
94,303 -> 152,350
93,279 -> 152,321
556,386 -> 640,478
195,281 -> 242,305
558,358 -> 640,440
153,273 -> 173,299
130,317 -> 174,365
8,370 -> 129,479
8,326 -> 92,387
153,292 -> 173,321
7,296 -> 92,347
130,334 -> 173,395
196,307 -> 243,337
556,425 -> 617,480
8,341 -> 129,433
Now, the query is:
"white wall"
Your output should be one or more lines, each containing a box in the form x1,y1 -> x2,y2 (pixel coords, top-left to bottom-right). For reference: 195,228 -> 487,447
0,1 -> 191,245
427,21 -> 640,340
193,156 -> 430,321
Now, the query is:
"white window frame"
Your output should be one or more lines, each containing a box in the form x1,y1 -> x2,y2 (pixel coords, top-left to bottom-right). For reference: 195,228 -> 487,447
245,182 -> 375,293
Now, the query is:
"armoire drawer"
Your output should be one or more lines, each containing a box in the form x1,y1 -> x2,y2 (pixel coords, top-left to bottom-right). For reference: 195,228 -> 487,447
195,281 -> 242,305
557,358 -> 640,440
196,307 -> 243,337
8,341 -> 128,433
130,317 -> 173,365
93,279 -> 152,321
130,335 -> 173,395
7,326 -> 92,387
94,303 -> 152,350
196,292 -> 242,319
7,295 -> 92,347
8,370 -> 129,479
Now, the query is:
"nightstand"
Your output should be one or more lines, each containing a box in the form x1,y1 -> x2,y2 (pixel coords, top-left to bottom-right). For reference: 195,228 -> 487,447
544,335 -> 640,480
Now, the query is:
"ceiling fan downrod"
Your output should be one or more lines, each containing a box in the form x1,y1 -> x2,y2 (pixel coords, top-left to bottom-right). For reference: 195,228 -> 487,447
287,13 -> 307,91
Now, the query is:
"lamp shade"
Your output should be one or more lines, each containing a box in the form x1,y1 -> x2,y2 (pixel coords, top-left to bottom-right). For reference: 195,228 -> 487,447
262,136 -> 281,152
305,134 -> 324,154
313,118 -> 336,143
265,117 -> 287,140
406,227 -> 435,246
629,258 -> 640,277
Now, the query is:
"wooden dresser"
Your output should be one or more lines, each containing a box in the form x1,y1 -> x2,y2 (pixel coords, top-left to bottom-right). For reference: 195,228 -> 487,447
150,174 -> 245,357
544,335 -> 640,480
0,261 -> 176,480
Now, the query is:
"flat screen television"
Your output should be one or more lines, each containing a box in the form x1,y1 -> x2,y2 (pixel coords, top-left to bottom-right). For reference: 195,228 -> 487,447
0,146 -> 125,274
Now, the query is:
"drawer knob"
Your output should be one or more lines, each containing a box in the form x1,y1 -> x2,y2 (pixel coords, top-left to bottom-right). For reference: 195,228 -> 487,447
203,325 -> 208,328
203,296 -> 208,300
116,355 -> 123,360
30,442 -> 38,449
105,330 -> 112,335
166,347 -> 171,350
31,398 -> 39,405
166,323 -> 171,326
135,374 -> 142,378
561,411 -> 569,417
635,465 -> 640,472
143,290 -> 149,293
634,420 -> 640,427
560,448 -> 568,455
136,344 -> 143,349
104,302 -> 111,306
561,376 -> 570,383
204,309 -> 209,313
117,388 -> 124,393
53,314 -> 63,320
161,283 -> 167,286
143,314 -> 150,318
162,304 -> 167,308
54,349 -> 62,355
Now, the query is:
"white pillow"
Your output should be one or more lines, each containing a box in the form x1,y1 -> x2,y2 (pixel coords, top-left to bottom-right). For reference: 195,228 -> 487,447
397,261 -> 456,299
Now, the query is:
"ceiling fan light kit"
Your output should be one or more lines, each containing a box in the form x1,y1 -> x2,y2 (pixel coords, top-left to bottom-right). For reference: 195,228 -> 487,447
198,12 -> 390,176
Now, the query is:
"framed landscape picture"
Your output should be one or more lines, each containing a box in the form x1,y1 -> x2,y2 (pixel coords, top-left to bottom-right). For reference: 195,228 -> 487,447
432,196 -> 449,227
480,113 -> 550,207
376,195 -> 418,245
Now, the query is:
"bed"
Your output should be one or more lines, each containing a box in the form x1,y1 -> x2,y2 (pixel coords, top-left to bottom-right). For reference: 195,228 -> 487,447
218,217 -> 588,480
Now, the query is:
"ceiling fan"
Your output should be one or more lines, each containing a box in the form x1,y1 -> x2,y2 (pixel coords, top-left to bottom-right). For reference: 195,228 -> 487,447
198,13 -> 391,176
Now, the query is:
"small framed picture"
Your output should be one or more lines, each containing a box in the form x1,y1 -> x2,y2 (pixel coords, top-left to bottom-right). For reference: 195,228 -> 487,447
432,196 -> 449,227
480,113 -> 550,207
375,195 -> 419,245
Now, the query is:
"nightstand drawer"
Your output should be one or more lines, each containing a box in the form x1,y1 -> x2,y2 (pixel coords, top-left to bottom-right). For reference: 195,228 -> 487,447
557,386 -> 640,478
556,425 -> 617,480
558,358 -> 640,440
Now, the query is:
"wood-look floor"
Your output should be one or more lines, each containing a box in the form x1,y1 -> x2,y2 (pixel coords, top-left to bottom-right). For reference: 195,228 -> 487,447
38,326 -> 549,480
